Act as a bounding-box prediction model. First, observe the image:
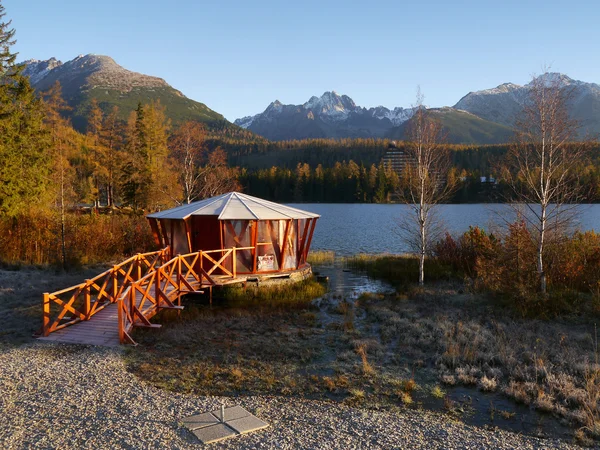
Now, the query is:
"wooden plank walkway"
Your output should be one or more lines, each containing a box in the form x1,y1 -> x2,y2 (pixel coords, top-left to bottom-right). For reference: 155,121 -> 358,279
38,272 -> 200,347
38,302 -> 122,346
36,272 -> 248,347
37,256 -> 309,347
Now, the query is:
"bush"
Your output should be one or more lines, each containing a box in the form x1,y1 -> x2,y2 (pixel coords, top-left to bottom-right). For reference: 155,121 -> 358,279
0,209 -> 156,267
439,222 -> 600,317
434,226 -> 499,278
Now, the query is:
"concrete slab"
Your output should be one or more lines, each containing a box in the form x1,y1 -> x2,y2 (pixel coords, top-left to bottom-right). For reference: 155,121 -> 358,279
211,405 -> 251,422
182,412 -> 220,431
183,405 -> 268,444
226,415 -> 269,435
191,423 -> 237,444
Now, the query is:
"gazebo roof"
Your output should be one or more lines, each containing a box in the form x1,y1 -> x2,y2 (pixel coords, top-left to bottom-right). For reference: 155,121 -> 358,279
147,192 -> 320,221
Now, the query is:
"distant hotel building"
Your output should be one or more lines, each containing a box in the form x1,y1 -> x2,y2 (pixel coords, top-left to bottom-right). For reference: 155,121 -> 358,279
382,141 -> 410,174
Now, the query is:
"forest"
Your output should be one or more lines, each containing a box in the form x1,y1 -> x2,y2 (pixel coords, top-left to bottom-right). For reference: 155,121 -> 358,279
2,2 -> 600,269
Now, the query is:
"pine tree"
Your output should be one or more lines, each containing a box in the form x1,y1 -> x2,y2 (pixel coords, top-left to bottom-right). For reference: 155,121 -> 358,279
0,1 -> 16,75
0,4 -> 51,216
120,105 -> 150,210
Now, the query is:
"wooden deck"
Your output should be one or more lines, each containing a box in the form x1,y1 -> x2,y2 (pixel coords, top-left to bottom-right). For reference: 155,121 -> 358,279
38,245 -> 312,347
38,302 -> 122,346
39,271 -> 200,347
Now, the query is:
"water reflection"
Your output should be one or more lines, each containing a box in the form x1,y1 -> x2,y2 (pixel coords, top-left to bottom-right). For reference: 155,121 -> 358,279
312,260 -> 394,297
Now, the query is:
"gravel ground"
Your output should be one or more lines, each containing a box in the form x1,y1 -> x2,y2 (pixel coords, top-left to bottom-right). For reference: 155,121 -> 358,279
0,342 -> 584,449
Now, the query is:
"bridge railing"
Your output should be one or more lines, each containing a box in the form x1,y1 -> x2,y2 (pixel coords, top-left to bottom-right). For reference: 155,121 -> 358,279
41,247 -> 170,336
118,246 -> 254,344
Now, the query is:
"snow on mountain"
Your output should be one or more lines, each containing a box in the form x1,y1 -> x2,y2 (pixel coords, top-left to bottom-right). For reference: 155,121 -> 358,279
235,115 -> 258,129
368,106 -> 417,126
234,91 -> 417,138
455,73 -> 600,135
21,57 -> 62,85
302,91 -> 356,120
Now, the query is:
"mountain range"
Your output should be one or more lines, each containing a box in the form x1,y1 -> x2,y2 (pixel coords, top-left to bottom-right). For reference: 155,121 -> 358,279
22,54 -> 230,131
455,73 -> 600,137
235,74 -> 600,144
20,55 -> 600,144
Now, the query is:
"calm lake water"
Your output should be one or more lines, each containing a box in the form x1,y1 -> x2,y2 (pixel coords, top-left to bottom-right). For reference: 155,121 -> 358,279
288,203 -> 600,256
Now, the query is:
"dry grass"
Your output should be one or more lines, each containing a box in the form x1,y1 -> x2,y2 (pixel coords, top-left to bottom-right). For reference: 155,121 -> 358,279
355,343 -> 376,377
307,250 -> 335,265
361,287 -> 600,442
0,267 -> 102,346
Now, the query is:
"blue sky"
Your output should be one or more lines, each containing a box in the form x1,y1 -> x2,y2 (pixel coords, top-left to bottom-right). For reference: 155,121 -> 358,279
4,0 -> 600,121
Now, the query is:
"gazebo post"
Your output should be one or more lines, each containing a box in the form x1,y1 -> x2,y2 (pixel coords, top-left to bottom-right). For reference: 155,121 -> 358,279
183,218 -> 192,254
297,219 -> 312,268
148,218 -> 162,247
280,220 -> 292,271
303,219 -> 317,265
251,220 -> 258,273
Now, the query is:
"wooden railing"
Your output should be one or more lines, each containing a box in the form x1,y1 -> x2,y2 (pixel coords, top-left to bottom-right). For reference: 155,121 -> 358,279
118,247 -> 254,344
42,247 -> 170,336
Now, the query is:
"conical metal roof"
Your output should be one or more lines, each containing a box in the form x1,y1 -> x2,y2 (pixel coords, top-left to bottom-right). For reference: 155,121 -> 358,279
147,192 -> 320,220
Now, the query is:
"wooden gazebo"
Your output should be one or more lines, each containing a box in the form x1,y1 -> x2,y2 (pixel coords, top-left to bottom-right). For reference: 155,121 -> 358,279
146,192 -> 320,275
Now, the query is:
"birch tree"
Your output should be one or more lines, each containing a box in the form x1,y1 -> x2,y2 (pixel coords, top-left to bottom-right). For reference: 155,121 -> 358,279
503,72 -> 584,294
169,121 -> 207,204
397,91 -> 453,285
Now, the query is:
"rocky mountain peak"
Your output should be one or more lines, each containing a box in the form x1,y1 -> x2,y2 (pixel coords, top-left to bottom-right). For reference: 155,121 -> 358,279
530,72 -> 577,87
22,54 -> 172,94
303,91 -> 357,116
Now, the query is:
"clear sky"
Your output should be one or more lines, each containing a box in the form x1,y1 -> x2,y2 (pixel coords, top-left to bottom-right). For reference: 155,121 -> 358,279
4,0 -> 600,121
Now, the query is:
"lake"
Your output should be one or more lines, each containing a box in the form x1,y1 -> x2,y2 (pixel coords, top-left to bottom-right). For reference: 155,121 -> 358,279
288,203 -> 600,256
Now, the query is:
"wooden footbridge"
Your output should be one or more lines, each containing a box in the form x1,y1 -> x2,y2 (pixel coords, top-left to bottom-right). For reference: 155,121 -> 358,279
39,246 -> 254,346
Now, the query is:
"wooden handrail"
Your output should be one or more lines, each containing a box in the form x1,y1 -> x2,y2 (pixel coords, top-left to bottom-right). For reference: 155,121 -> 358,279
41,247 -> 170,336
43,245 -> 258,343
117,246 -> 255,344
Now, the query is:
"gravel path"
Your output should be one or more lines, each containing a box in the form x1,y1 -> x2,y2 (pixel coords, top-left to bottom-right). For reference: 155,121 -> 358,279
0,343 -> 583,449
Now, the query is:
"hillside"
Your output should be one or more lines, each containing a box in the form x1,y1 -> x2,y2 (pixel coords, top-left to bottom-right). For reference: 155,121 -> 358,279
455,73 -> 600,138
387,108 -> 514,145
23,54 -> 234,132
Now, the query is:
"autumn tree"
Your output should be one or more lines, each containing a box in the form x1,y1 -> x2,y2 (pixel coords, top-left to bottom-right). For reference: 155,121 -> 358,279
397,91 -> 454,285
196,147 -> 241,199
100,106 -> 123,207
502,72 -> 585,294
142,101 -> 180,209
86,98 -> 106,208
169,121 -> 207,204
43,81 -> 78,268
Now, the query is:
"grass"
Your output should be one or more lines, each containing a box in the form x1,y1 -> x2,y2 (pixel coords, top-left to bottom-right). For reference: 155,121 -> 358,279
360,286 -> 600,441
344,254 -> 457,289
125,276 -> 426,411
123,264 -> 600,441
0,266 -> 102,346
431,385 -> 446,399
219,279 -> 327,310
307,250 -> 336,265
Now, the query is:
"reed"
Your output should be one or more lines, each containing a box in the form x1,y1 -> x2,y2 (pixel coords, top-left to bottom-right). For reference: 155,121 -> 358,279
307,250 -> 335,265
